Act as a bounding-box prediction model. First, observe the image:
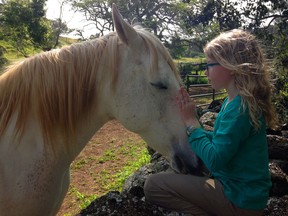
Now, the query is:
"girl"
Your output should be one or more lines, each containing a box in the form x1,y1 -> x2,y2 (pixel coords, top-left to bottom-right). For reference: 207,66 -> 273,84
144,29 -> 278,216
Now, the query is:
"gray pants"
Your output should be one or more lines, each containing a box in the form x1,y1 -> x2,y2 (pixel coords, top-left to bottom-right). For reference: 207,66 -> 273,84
144,172 -> 263,216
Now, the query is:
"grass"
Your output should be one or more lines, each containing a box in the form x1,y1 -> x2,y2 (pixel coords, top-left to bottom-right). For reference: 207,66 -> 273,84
194,93 -> 227,106
186,74 -> 208,85
175,57 -> 206,64
97,141 -> 151,192
0,36 -> 78,62
68,139 -> 150,211
107,146 -> 150,191
69,186 -> 97,210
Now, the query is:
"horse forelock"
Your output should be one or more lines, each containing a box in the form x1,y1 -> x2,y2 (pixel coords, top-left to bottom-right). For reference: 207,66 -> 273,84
136,29 -> 180,83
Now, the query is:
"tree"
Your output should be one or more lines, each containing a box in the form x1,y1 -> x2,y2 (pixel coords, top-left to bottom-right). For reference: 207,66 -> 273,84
0,0 -> 32,56
179,0 -> 242,51
242,0 -> 288,123
49,0 -> 71,48
28,0 -> 53,49
68,0 -> 182,41
0,45 -> 8,69
182,0 -> 288,122
0,0 -> 53,55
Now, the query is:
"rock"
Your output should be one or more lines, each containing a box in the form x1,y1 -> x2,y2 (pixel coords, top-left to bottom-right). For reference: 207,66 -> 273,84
78,155 -> 183,216
269,161 -> 288,197
264,196 -> 288,216
207,99 -> 223,113
78,190 -> 187,216
267,135 -> 288,160
199,111 -> 217,131
122,155 -> 171,194
79,111 -> 288,216
80,152 -> 288,216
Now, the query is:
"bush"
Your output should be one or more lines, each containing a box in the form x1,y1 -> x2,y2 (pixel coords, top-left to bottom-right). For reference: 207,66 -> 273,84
272,41 -> 288,125
0,45 -> 8,69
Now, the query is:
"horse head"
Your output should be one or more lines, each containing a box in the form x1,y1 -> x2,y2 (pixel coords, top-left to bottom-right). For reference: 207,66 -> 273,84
108,4 -> 195,169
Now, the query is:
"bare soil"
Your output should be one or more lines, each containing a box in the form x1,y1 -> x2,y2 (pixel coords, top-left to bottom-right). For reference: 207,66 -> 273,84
56,120 -> 143,216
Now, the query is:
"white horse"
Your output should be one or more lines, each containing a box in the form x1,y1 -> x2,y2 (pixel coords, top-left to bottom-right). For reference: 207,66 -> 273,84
0,4 -> 200,216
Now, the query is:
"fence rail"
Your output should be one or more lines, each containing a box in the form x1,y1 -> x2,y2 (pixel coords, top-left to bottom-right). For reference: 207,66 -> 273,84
190,91 -> 226,99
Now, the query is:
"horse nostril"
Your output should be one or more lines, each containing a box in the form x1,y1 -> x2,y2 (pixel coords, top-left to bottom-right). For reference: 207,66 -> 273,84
171,143 -> 206,176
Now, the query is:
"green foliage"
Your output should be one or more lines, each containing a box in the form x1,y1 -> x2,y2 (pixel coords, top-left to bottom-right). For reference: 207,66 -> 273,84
165,36 -> 185,59
106,147 -> 150,192
177,61 -> 206,76
0,0 -> 54,55
0,39 -> 41,61
187,75 -> 208,85
242,0 -> 288,124
69,186 -> 97,210
0,36 -> 77,67
176,57 -> 206,63
50,19 -> 71,48
0,45 -> 8,69
273,43 -> 288,124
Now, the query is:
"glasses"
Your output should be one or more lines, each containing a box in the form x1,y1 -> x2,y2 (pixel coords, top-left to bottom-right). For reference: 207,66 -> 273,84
206,62 -> 220,70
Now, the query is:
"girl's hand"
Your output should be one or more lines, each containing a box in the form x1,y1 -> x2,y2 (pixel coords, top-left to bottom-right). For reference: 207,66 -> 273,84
176,87 -> 201,128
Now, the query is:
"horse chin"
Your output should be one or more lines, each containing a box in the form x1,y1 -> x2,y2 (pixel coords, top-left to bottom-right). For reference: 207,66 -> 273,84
170,143 -> 208,176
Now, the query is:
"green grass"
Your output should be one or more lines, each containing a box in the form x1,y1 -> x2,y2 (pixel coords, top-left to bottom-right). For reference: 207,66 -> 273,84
97,140 -> 151,192
69,186 -> 98,210
195,93 -> 227,106
0,36 -> 78,62
186,74 -> 208,85
107,146 -> 150,192
69,139 -> 150,211
73,156 -> 97,170
175,57 -> 206,64
58,37 -> 80,47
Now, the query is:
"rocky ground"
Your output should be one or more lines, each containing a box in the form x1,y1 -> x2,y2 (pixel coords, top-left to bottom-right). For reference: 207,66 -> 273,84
78,151 -> 288,216
78,111 -> 288,216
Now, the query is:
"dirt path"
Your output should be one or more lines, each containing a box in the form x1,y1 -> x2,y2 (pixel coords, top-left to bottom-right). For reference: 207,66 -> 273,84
57,120 -> 143,216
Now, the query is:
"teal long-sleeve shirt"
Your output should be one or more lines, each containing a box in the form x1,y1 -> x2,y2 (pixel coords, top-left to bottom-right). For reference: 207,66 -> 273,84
189,95 -> 271,210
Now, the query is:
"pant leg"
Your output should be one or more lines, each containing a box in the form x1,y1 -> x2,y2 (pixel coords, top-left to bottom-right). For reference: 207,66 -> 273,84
145,172 -> 211,215
144,172 -> 263,216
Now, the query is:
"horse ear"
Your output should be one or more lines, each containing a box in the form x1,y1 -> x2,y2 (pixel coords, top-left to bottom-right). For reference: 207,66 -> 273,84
112,4 -> 138,45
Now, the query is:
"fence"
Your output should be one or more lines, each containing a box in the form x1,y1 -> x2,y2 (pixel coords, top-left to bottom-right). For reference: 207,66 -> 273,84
178,62 -> 226,107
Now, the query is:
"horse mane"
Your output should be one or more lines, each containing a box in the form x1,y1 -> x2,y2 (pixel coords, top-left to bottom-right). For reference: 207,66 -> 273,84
0,27 -> 179,151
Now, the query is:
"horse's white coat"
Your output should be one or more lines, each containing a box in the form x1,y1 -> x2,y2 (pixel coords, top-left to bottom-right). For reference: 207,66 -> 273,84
0,5 -> 187,216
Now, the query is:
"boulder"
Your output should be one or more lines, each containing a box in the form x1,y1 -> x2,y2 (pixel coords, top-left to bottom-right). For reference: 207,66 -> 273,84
79,111 -> 288,216
79,151 -> 288,216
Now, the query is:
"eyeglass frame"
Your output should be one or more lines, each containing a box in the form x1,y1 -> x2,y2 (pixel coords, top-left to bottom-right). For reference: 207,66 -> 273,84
205,62 -> 220,70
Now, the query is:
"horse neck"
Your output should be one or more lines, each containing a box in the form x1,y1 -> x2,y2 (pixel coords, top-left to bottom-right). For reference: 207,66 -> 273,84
45,41 -> 118,159
65,98 -> 113,160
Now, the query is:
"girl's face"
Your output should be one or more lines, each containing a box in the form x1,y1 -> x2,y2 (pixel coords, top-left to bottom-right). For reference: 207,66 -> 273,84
205,58 -> 234,91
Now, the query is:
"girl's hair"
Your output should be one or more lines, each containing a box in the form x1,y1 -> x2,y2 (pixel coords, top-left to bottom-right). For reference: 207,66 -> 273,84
204,29 -> 278,130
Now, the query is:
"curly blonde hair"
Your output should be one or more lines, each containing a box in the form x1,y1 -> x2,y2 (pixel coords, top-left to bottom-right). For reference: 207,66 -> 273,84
204,29 -> 278,130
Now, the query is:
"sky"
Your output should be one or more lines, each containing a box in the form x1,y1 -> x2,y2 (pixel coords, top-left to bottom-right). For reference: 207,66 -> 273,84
45,0 -> 95,38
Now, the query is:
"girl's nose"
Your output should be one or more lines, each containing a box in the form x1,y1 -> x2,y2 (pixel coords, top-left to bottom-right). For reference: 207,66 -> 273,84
204,69 -> 208,76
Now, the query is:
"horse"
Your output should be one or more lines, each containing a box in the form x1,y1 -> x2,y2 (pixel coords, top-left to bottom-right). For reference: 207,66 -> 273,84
0,4 -> 201,216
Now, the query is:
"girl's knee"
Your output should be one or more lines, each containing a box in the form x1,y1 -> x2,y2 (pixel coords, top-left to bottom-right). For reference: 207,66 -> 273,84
144,175 -> 156,194
144,174 -> 163,202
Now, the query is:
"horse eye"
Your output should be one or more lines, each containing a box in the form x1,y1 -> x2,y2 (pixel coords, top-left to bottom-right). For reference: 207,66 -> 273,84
150,82 -> 168,90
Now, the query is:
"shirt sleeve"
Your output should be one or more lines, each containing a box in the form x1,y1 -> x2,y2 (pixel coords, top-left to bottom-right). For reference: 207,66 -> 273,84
188,102 -> 252,172
204,131 -> 213,139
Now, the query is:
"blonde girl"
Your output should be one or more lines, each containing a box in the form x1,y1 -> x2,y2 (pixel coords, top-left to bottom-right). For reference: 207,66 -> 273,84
144,29 -> 278,216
